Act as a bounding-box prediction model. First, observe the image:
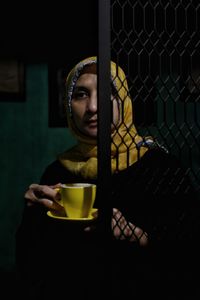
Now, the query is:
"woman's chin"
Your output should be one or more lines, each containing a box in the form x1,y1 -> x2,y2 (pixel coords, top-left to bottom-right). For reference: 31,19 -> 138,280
83,127 -> 98,138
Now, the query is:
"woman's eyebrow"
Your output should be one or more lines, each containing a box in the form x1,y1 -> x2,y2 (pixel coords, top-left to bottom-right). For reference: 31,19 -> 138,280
73,86 -> 88,91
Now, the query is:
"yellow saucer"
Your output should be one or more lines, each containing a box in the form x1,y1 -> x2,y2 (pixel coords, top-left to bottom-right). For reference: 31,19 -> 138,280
47,208 -> 98,222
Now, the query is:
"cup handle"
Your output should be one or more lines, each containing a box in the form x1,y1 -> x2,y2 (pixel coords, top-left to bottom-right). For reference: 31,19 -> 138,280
54,187 -> 63,206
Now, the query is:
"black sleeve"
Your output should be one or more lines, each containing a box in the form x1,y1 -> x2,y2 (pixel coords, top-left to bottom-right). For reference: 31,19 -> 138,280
150,154 -> 199,245
39,160 -> 85,185
39,160 -> 69,185
116,149 -> 200,245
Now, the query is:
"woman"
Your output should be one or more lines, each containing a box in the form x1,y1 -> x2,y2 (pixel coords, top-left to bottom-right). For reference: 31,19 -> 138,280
16,57 -> 199,299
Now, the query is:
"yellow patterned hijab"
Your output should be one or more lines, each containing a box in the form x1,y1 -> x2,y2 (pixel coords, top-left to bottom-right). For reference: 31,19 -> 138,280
58,56 -> 153,179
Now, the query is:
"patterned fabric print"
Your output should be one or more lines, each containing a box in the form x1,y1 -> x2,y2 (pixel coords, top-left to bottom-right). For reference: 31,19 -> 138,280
136,139 -> 169,154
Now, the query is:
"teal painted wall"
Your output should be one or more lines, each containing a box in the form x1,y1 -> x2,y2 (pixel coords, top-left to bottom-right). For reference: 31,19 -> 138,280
0,63 -> 76,271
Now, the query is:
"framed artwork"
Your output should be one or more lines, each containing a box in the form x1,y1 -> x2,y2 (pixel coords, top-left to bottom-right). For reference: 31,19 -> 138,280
180,68 -> 200,103
179,55 -> 200,103
48,64 -> 68,127
0,60 -> 25,102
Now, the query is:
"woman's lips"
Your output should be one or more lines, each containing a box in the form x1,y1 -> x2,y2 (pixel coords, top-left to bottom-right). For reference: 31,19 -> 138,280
86,120 -> 98,127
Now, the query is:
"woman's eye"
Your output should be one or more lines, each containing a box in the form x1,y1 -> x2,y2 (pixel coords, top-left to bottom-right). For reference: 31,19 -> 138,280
73,90 -> 88,99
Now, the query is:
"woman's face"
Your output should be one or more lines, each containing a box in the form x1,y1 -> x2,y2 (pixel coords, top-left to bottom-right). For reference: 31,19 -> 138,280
71,72 -> 119,138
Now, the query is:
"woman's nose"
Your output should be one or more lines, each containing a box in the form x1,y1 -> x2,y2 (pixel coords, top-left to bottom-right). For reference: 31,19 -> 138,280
87,93 -> 97,112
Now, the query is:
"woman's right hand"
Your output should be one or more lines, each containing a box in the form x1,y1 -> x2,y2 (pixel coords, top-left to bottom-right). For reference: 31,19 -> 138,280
24,183 -> 65,215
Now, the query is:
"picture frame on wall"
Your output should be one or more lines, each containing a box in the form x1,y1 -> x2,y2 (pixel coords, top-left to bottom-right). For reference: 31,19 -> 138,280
179,56 -> 200,103
48,64 -> 68,128
180,68 -> 200,103
0,59 -> 25,102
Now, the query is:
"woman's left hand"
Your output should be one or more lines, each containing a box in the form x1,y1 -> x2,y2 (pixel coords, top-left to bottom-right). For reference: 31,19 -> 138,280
85,208 -> 148,246
112,208 -> 148,246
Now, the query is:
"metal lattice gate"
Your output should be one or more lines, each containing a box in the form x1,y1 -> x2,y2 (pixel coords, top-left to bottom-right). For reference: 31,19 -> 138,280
111,0 -> 200,193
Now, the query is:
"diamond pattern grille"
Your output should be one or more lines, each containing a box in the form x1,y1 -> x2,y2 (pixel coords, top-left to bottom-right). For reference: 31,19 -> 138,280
111,0 -> 200,192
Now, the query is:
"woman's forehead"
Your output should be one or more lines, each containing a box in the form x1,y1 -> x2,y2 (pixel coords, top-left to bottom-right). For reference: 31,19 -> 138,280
76,73 -> 97,87
80,63 -> 97,75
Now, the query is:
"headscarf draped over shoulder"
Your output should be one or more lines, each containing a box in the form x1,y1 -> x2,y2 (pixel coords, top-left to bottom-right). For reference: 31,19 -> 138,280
58,56 -> 153,179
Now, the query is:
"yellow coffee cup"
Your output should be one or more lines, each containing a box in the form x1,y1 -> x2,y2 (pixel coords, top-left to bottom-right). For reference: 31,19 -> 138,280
56,183 -> 96,219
